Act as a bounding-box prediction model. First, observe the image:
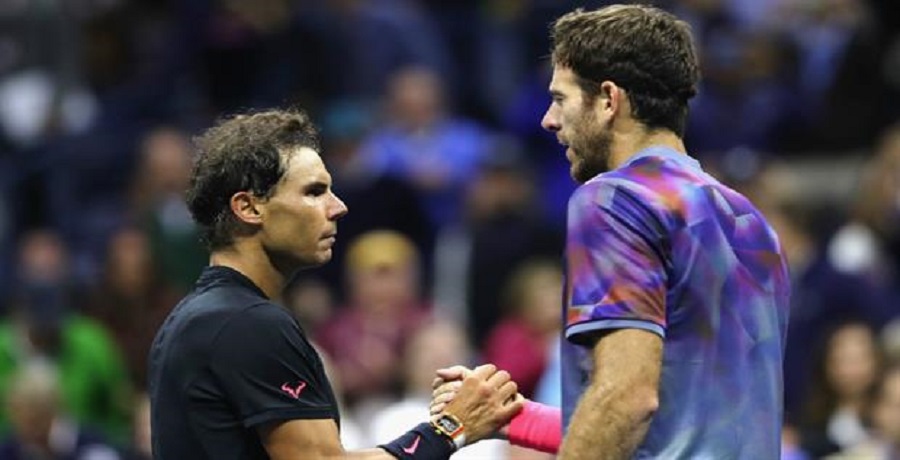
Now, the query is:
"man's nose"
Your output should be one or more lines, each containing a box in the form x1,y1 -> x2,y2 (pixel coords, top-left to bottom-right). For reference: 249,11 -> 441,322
541,107 -> 559,132
330,194 -> 348,219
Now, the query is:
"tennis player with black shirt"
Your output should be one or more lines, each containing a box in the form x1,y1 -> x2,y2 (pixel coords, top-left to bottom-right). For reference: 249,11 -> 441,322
148,108 -> 523,460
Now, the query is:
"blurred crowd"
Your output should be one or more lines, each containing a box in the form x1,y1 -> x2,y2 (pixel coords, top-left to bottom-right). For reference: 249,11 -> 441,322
1,0 -> 900,458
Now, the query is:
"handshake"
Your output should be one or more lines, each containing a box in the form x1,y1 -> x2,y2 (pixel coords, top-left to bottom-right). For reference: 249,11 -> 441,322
425,365 -> 561,454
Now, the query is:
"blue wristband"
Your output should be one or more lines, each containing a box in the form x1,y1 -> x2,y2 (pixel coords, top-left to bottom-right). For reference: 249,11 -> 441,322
379,422 -> 456,459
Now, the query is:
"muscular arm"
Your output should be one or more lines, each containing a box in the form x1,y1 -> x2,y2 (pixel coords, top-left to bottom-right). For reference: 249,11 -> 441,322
261,364 -> 522,460
559,328 -> 663,460
260,419 -> 396,459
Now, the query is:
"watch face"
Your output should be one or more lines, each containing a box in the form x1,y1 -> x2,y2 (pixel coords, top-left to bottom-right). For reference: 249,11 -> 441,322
437,415 -> 461,433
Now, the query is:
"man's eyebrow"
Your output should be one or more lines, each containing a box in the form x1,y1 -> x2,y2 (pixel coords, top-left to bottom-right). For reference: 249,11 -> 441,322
549,89 -> 565,98
303,179 -> 330,190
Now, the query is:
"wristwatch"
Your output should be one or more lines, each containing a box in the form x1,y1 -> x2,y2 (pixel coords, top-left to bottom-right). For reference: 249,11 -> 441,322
431,412 -> 466,450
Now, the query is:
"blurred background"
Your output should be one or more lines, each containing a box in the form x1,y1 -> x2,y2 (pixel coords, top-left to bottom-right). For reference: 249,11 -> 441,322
0,0 -> 899,458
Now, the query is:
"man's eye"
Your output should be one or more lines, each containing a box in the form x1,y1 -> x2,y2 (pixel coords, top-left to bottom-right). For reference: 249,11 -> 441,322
305,186 -> 327,196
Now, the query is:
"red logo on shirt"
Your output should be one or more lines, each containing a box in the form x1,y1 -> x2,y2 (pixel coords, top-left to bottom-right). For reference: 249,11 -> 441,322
280,381 -> 307,399
402,435 -> 421,454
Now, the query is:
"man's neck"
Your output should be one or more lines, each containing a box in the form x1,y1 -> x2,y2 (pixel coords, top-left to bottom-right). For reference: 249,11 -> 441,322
209,242 -> 285,301
608,126 -> 686,171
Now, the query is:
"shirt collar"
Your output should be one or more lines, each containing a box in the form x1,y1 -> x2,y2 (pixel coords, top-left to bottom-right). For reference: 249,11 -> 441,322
197,265 -> 269,300
621,145 -> 701,171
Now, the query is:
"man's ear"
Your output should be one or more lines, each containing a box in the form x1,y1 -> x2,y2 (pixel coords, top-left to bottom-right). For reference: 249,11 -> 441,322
598,80 -> 624,118
229,191 -> 263,225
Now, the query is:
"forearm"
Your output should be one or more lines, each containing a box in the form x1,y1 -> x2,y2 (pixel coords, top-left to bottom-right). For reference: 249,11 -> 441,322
266,443 -> 399,459
275,448 -> 433,459
326,448 -> 397,459
559,382 -> 656,460
264,421 -> 456,460
271,430 -> 453,460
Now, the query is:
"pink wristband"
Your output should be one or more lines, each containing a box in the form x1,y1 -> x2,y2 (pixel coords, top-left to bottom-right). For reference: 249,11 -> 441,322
507,401 -> 562,454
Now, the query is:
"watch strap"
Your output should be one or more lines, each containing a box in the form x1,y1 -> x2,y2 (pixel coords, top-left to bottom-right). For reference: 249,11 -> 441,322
430,413 -> 466,450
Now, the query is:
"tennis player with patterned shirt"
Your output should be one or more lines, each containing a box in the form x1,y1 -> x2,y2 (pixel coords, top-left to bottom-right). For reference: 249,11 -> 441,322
148,109 -> 523,460
433,5 -> 791,459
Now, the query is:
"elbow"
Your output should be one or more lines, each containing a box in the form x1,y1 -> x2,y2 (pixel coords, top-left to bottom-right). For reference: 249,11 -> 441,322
636,392 -> 659,421
591,381 -> 659,421
624,385 -> 659,422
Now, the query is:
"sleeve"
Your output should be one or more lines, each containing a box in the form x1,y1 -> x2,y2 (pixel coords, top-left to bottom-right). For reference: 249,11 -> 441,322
564,182 -> 669,346
207,304 -> 337,428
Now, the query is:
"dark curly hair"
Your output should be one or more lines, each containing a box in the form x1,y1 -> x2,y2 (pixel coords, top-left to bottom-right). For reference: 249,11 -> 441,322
186,108 -> 321,250
550,5 -> 700,136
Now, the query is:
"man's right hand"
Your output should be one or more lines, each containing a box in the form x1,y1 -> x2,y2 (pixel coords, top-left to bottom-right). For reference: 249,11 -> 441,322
433,364 -> 523,444
430,365 -> 470,416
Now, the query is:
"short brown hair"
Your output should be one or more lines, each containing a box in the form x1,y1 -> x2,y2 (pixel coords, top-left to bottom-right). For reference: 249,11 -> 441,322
551,4 -> 700,135
186,108 -> 321,250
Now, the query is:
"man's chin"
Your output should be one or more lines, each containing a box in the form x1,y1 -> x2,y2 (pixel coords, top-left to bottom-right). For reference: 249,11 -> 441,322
290,251 -> 332,272
569,169 -> 583,184
568,150 -> 593,183
570,164 -> 592,184
313,250 -> 333,266
568,155 -> 582,182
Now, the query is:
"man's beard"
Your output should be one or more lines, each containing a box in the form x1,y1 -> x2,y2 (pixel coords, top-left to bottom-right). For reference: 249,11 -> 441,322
569,117 -> 612,184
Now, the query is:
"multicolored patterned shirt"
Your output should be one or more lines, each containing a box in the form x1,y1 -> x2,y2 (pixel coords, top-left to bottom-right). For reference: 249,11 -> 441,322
561,146 -> 790,459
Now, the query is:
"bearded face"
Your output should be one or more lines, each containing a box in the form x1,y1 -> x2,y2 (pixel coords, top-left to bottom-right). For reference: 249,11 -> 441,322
541,66 -> 615,184
565,104 -> 613,183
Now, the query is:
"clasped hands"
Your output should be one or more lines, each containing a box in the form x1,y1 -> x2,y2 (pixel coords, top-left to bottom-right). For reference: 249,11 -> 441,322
428,364 -> 526,443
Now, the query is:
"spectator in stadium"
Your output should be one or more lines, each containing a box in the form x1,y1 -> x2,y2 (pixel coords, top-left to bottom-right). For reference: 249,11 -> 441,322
358,66 -> 491,230
0,229 -> 132,443
283,274 -> 336,334
123,393 -> 152,460
0,361 -> 122,460
482,259 -> 562,399
316,229 -> 432,406
828,122 -> 900,290
128,126 -> 206,293
799,321 -> 883,457
85,226 -> 178,391
431,140 -> 561,349
826,361 -> 900,459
